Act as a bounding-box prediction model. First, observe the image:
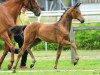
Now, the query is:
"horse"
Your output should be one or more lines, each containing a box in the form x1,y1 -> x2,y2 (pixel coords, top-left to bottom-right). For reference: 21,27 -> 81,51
0,0 -> 41,70
12,3 -> 85,73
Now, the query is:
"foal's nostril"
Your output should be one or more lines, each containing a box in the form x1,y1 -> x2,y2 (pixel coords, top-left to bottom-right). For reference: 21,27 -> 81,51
81,20 -> 85,23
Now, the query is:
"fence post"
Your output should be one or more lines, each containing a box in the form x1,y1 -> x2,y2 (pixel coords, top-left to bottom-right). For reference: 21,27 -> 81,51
70,27 -> 76,64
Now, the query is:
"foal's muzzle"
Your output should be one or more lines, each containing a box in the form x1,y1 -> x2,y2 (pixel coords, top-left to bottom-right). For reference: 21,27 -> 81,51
34,11 -> 41,16
80,19 -> 85,23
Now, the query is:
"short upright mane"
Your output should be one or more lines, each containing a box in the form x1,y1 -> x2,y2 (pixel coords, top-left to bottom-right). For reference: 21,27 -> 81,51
58,9 -> 68,22
57,8 -> 72,31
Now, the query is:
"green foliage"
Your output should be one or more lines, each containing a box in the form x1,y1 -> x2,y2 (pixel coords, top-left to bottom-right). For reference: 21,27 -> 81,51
75,23 -> 100,50
32,42 -> 70,51
32,41 -> 45,50
75,30 -> 100,49
1,50 -> 100,75
47,43 -> 58,50
0,39 -> 4,50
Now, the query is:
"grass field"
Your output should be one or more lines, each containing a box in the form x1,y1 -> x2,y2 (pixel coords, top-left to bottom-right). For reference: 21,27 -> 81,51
0,50 -> 100,75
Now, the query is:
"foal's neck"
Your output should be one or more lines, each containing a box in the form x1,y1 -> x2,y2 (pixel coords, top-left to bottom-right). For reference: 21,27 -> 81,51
3,0 -> 23,23
58,11 -> 72,31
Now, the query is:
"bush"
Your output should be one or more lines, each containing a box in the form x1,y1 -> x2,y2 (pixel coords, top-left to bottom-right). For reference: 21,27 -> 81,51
32,41 -> 70,51
32,41 -> 45,51
75,30 -> 100,50
0,39 -> 4,50
75,23 -> 100,50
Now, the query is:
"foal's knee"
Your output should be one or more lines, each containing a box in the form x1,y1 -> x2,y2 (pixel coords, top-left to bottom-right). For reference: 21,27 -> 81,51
10,46 -> 15,52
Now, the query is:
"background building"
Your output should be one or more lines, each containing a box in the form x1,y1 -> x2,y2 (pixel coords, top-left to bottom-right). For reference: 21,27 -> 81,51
0,0 -> 5,3
0,0 -> 100,11
37,0 -> 100,11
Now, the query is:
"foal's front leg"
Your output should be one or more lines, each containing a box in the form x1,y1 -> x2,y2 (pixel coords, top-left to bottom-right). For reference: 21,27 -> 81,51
70,43 -> 79,65
54,45 -> 63,69
61,39 -> 79,65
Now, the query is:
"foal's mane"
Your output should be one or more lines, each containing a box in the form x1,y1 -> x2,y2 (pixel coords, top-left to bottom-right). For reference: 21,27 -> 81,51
58,8 -> 69,22
57,7 -> 72,31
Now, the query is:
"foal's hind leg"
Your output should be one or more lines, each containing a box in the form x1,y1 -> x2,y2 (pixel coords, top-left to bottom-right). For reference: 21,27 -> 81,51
28,38 -> 41,68
13,43 -> 29,73
13,33 -> 36,73
0,32 -> 15,69
54,45 -> 63,69
13,42 -> 36,72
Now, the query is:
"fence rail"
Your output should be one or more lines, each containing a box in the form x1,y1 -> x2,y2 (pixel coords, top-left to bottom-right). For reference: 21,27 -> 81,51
73,26 -> 100,30
79,0 -> 100,3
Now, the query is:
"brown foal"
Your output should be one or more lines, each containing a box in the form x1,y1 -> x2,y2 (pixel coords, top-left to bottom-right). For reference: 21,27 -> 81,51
0,0 -> 41,70
12,3 -> 84,73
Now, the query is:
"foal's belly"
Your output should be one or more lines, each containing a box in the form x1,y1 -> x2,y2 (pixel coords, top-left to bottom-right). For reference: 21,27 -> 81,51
37,33 -> 57,43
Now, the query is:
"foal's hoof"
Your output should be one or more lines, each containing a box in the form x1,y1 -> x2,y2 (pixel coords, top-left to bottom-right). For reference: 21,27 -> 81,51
30,64 -> 35,68
8,64 -> 12,70
12,69 -> 16,73
73,58 -> 79,66
74,62 -> 78,66
54,66 -> 57,69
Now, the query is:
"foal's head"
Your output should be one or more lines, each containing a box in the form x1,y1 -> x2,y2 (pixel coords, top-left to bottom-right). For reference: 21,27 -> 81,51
68,3 -> 84,23
21,0 -> 41,16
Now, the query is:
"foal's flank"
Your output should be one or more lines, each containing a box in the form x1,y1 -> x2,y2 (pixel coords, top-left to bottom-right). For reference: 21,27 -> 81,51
12,3 -> 84,72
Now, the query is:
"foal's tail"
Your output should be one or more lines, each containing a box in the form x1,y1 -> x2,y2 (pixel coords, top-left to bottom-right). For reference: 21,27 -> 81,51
9,25 -> 27,35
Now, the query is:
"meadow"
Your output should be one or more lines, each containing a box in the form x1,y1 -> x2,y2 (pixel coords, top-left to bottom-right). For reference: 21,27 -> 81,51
0,50 -> 100,75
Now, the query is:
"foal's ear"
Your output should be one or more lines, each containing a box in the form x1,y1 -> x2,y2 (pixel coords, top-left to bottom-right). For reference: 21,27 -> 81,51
74,3 -> 81,8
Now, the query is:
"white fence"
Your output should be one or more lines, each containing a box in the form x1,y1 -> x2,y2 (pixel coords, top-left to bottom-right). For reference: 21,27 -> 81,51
26,10 -> 100,23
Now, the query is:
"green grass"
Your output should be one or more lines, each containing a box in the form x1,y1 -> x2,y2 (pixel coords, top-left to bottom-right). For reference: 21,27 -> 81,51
0,50 -> 100,75
0,72 -> 96,75
2,59 -> 100,70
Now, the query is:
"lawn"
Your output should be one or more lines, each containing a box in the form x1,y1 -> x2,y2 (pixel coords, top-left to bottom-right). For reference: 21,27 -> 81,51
0,50 -> 100,75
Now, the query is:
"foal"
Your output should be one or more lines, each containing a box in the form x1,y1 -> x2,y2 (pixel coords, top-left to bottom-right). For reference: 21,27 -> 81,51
12,3 -> 84,72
